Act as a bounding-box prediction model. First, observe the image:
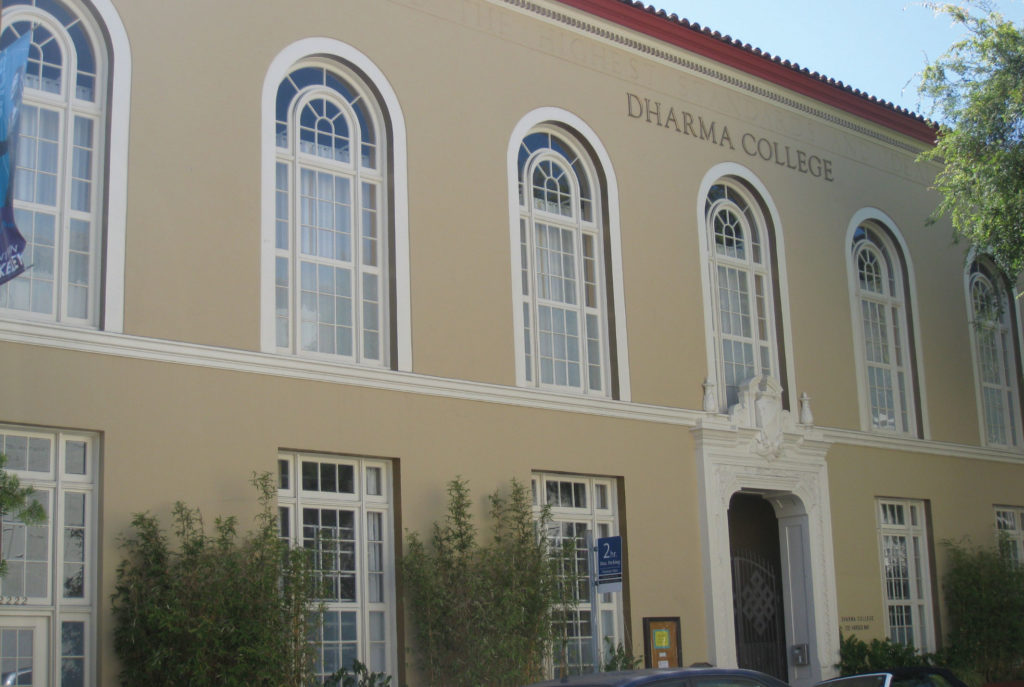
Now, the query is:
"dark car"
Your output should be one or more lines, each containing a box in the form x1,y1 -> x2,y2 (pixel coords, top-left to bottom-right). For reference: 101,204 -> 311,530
815,667 -> 968,687
523,666 -> 792,687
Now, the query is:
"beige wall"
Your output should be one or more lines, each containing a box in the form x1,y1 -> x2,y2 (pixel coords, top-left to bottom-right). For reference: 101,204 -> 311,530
2,0 -> 1022,683
111,0 -> 983,437
828,442 -> 1024,641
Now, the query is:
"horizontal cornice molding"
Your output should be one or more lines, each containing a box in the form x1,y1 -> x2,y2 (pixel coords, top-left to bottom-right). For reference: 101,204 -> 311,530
508,0 -> 935,150
1,319 -> 1020,466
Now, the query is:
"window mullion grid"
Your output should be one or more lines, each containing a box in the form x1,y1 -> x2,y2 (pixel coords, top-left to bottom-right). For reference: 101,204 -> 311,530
716,257 -> 755,407
878,499 -> 932,651
520,217 -> 535,383
294,156 -> 351,361
529,212 -> 585,393
280,454 -> 394,676
275,158 -> 293,351
70,111 -> 102,324
362,507 -> 389,673
996,322 -> 1019,445
54,95 -> 75,323
888,300 -> 912,434
578,223 -> 602,395
542,475 -> 619,675
357,175 -> 387,365
521,210 -> 541,387
351,167 -> 365,363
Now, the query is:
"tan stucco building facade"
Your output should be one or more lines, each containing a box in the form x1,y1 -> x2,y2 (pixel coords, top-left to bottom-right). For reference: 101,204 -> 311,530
0,0 -> 1021,685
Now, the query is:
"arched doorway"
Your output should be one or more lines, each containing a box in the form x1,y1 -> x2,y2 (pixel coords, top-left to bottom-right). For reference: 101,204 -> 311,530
693,381 -> 838,687
729,493 -> 788,680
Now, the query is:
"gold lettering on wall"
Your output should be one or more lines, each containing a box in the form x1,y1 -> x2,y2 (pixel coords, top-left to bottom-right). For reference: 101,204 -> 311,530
627,92 -> 836,182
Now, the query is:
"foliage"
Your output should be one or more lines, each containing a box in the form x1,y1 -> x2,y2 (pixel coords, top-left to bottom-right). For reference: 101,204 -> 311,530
325,659 -> 392,687
918,2 -> 1024,279
111,473 -> 319,687
603,638 -> 642,672
837,633 -> 928,675
0,454 -> 46,578
940,537 -> 1024,682
841,538 -> 1024,683
402,477 -> 568,687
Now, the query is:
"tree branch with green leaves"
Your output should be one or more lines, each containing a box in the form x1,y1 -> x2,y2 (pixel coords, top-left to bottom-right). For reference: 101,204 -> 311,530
918,2 -> 1024,279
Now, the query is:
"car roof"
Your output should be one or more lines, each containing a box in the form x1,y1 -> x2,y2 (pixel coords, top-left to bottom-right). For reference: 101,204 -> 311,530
524,667 -> 791,687
816,668 -> 968,687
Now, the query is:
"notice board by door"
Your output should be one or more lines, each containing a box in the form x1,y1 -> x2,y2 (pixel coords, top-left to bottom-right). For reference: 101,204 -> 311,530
643,617 -> 681,668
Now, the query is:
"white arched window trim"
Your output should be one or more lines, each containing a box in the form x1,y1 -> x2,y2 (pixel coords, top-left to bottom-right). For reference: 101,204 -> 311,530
506,107 -> 630,401
260,37 -> 410,372
963,253 -> 1023,448
844,208 -> 929,438
0,0 -> 129,333
695,162 -> 795,414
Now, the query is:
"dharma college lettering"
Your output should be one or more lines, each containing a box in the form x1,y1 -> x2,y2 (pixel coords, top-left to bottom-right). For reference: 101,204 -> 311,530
627,92 -> 835,182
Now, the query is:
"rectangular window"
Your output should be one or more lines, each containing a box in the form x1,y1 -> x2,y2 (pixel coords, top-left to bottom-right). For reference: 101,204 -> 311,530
533,473 -> 619,677
0,426 -> 96,687
995,507 -> 1024,564
278,452 -> 394,682
876,498 -> 933,652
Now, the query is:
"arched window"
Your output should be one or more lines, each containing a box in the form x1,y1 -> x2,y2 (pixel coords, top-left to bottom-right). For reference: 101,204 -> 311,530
850,221 -> 918,434
0,0 -> 114,327
704,179 -> 780,409
516,127 -> 610,395
273,61 -> 390,366
966,259 -> 1022,447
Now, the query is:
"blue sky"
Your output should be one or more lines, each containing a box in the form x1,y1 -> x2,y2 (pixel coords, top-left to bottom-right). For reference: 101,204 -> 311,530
646,0 -> 1024,117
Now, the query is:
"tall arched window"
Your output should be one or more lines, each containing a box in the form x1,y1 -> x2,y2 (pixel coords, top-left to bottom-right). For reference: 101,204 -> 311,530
516,127 -> 609,395
273,61 -> 389,366
0,0 -> 109,327
850,221 -> 918,434
966,259 -> 1022,447
704,180 -> 780,409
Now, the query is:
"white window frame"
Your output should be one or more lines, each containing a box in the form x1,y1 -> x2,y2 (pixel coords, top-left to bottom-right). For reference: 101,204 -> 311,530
876,498 -> 934,652
261,38 -> 411,372
0,0 -> 129,332
277,452 -> 396,681
704,180 -> 779,410
995,506 -> 1024,564
965,260 -> 1022,448
533,472 -> 620,676
0,425 -> 97,687
516,128 -> 608,396
272,61 -> 388,366
695,164 -> 796,417
846,210 -> 927,437
507,108 -> 630,402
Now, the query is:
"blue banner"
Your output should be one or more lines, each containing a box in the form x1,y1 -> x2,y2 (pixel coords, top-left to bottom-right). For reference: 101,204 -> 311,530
0,32 -> 32,286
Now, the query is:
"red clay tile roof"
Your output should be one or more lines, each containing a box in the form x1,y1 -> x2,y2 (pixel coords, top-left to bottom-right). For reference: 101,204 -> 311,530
554,0 -> 938,144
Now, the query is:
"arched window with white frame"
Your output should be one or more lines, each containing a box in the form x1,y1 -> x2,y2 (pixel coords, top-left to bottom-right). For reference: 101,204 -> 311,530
848,219 -> 920,435
272,60 -> 392,366
0,0 -> 128,330
704,179 -> 781,410
966,259 -> 1022,447
516,127 -> 611,396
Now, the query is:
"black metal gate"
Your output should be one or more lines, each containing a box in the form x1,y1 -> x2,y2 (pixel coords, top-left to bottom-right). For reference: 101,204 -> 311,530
731,549 -> 788,681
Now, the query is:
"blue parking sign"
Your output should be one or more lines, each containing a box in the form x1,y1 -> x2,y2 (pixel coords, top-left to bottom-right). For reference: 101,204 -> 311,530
596,535 -> 622,592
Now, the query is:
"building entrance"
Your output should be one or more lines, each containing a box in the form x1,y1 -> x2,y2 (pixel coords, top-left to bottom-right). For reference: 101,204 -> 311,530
729,493 -> 788,681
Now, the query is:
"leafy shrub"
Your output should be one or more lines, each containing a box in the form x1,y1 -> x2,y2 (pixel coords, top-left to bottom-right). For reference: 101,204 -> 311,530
603,638 -> 642,671
941,538 -> 1024,682
838,633 -> 928,675
0,454 -> 46,578
111,473 -> 318,687
402,477 -> 567,687
325,659 -> 392,687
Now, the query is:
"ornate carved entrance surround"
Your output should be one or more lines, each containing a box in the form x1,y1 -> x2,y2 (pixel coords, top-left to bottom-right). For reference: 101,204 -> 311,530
692,376 -> 839,687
